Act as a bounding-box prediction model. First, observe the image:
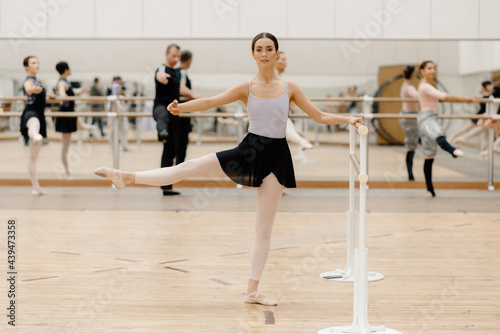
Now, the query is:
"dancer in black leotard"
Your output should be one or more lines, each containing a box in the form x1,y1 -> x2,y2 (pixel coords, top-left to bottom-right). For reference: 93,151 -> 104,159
54,61 -> 92,178
20,56 -> 52,195
95,33 -> 364,306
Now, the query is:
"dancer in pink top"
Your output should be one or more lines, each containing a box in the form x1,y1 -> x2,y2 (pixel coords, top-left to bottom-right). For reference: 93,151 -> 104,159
417,60 -> 474,197
399,65 -> 419,181
95,32 -> 364,306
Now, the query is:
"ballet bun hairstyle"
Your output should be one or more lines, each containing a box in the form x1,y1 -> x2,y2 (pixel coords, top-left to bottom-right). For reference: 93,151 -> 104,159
403,65 -> 414,79
56,61 -> 69,75
251,32 -> 279,52
419,60 -> 434,71
23,56 -> 36,67
481,80 -> 492,89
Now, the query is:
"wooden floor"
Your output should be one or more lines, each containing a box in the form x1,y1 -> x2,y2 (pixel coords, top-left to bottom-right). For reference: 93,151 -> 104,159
1,187 -> 499,333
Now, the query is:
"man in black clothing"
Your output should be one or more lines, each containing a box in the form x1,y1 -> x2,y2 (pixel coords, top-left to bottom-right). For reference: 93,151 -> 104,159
177,50 -> 200,165
153,44 -> 199,195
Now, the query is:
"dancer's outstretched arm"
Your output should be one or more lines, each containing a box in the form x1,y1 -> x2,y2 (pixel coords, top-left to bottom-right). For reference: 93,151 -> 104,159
288,81 -> 364,126
442,94 -> 475,103
168,82 -> 248,114
24,80 -> 42,95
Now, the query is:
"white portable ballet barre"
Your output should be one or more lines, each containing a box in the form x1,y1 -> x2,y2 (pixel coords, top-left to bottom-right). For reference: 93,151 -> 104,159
486,97 -> 499,191
320,123 -> 383,283
319,123 -> 400,334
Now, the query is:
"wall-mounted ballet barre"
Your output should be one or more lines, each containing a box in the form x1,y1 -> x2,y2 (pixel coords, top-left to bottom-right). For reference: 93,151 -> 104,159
319,123 -> 400,334
0,95 -> 499,103
1,97 -> 498,190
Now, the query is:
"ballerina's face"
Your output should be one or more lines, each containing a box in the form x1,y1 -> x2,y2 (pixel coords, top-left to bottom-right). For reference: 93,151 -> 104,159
421,62 -> 436,81
252,38 -> 279,68
275,53 -> 287,74
25,57 -> 40,74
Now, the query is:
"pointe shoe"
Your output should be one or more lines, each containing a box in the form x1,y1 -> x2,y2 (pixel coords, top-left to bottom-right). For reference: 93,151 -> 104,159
94,167 -> 126,190
452,149 -> 464,158
32,188 -> 47,196
426,190 -> 436,198
244,292 -> 277,306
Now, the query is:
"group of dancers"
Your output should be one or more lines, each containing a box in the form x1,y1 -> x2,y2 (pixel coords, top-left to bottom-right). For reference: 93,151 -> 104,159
20,57 -> 98,194
399,62 -> 499,197
19,32 -> 499,304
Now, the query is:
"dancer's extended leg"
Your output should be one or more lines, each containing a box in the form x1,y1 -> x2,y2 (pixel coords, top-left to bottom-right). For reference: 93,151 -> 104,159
94,153 -> 227,189
436,136 -> 463,157
61,132 -> 72,177
286,118 -> 313,149
457,126 -> 487,145
245,173 -> 283,306
448,122 -> 475,143
26,117 -> 45,195
424,158 -> 435,197
405,150 -> 415,181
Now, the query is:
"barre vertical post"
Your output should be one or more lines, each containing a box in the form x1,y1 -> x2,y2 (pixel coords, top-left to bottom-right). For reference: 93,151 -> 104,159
362,95 -> 373,176
197,115 -> 203,146
320,124 -> 382,282
107,97 -> 120,170
319,123 -> 399,334
487,98 -> 498,191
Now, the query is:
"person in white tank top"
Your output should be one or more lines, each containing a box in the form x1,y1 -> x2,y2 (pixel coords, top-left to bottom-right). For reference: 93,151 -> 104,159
95,32 -> 364,306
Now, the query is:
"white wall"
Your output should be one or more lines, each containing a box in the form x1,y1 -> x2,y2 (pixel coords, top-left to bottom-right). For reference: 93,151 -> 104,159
0,1 -> 496,98
0,39 -> 469,97
459,41 -> 500,75
0,0 -> 498,40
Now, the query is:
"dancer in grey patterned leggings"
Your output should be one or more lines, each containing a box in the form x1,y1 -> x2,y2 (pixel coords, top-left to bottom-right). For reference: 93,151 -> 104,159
417,60 -> 475,197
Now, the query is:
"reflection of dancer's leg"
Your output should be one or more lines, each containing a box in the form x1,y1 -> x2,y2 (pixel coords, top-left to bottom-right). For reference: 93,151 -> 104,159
399,111 -> 418,181
286,118 -> 313,163
286,119 -> 312,149
448,121 -> 476,143
456,126 -> 487,146
61,133 -> 72,178
26,117 -> 45,195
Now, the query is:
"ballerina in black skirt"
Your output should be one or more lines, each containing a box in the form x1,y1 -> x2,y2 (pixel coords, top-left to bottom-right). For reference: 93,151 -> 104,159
20,56 -> 54,195
95,32 -> 364,306
54,61 -> 93,178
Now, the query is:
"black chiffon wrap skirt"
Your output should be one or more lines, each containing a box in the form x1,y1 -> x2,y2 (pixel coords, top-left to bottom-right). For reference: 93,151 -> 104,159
216,132 -> 296,188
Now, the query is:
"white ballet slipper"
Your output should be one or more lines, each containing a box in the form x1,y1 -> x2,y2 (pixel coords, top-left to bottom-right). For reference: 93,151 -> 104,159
94,167 -> 126,190
244,292 -> 277,306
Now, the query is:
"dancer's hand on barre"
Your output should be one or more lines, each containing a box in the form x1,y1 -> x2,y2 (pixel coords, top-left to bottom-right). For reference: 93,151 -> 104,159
168,99 -> 180,115
47,93 -> 57,99
349,116 -> 364,126
462,96 -> 476,103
